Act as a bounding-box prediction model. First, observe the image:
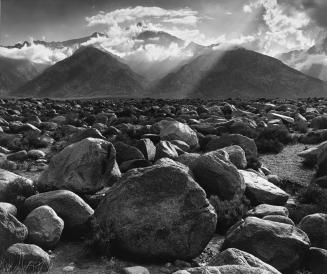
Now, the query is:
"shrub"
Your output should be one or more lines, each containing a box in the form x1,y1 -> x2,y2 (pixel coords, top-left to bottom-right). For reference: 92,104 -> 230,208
84,216 -> 112,257
297,184 -> 327,213
210,195 -> 250,234
255,125 -> 292,153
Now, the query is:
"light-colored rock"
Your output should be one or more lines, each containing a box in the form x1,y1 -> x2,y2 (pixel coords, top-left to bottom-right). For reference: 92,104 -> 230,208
208,248 -> 281,274
24,205 -> 64,249
239,170 -> 289,206
158,120 -> 199,148
246,204 -> 289,218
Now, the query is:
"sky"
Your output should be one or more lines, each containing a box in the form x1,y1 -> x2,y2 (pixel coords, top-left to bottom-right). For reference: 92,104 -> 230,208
0,0 -> 327,65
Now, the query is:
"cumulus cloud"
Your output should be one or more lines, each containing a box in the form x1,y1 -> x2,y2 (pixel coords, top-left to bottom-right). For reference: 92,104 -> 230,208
86,6 -> 199,27
242,0 -> 315,55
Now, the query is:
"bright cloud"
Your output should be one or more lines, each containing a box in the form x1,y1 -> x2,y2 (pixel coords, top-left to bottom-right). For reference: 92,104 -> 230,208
86,6 -> 200,27
0,40 -> 73,64
242,0 -> 315,55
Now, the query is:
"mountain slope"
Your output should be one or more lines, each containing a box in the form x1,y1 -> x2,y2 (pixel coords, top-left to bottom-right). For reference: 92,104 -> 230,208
279,35 -> 327,81
14,47 -> 145,98
0,57 -> 47,95
154,48 -> 326,99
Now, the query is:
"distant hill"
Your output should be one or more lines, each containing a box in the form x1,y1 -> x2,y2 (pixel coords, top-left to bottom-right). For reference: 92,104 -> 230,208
14,47 -> 145,98
279,35 -> 327,81
154,48 -> 326,99
0,57 -> 47,96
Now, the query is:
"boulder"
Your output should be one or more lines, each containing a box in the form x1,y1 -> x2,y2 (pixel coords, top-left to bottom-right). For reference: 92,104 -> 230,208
94,161 -> 217,260
239,170 -> 289,206
123,266 -> 150,274
262,215 -> 295,226
206,134 -> 258,164
158,120 -> 199,148
223,217 -> 310,272
4,243 -> 50,272
246,204 -> 289,218
7,150 -> 28,161
24,205 -> 64,249
0,209 -> 28,255
306,247 -> 327,274
136,139 -> 156,161
0,202 -> 17,216
38,138 -> 121,194
311,115 -> 327,130
114,141 -> 145,164
27,149 -> 46,159
154,141 -> 179,161
299,213 -> 327,249
192,150 -> 245,200
208,248 -> 281,274
0,169 -> 34,202
222,145 -> 247,169
24,190 -> 93,233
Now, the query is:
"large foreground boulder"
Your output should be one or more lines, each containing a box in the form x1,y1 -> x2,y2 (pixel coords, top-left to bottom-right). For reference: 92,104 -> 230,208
299,213 -> 327,249
223,217 -> 310,272
239,170 -> 289,206
208,248 -> 280,274
94,161 -> 217,260
192,150 -> 245,200
38,138 -> 121,194
158,120 -> 199,148
0,209 -> 28,255
24,190 -> 93,233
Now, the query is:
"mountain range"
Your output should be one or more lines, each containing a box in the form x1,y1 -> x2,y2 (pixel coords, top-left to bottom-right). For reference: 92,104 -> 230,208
1,30 -> 327,99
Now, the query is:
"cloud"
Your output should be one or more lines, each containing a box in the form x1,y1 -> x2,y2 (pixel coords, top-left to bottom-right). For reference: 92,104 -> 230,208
0,40 -> 73,64
242,0 -> 315,55
86,6 -> 200,27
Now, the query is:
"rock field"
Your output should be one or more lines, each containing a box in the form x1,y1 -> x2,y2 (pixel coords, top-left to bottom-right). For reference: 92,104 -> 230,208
0,97 -> 326,273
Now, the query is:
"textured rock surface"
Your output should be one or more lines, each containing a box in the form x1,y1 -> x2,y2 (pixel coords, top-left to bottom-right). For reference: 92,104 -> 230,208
38,138 -> 120,194
95,161 -> 217,260
223,217 -> 310,272
240,170 -> 289,206
24,205 -> 64,249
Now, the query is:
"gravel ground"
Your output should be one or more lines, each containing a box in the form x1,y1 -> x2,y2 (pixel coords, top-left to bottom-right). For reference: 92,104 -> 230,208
260,143 -> 316,188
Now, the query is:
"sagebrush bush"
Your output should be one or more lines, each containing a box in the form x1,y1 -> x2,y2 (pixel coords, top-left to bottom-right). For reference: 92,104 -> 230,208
297,184 -> 327,213
210,195 -> 250,234
255,125 -> 292,153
